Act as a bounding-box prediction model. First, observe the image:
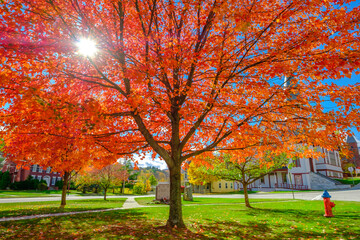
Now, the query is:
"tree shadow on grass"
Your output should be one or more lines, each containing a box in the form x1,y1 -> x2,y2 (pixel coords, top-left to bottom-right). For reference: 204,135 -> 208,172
249,207 -> 360,221
0,199 -> 126,218
1,207 -> 359,239
0,206 -> 122,218
0,209 -> 212,240
198,219 -> 359,239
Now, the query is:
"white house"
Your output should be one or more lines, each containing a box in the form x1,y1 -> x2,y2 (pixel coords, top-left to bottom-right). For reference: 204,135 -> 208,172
235,146 -> 349,191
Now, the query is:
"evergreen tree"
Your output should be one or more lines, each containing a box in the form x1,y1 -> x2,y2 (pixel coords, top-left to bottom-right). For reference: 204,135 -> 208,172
0,171 -> 11,190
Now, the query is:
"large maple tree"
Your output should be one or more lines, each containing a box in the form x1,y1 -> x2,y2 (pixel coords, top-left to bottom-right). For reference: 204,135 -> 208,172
1,0 -> 360,227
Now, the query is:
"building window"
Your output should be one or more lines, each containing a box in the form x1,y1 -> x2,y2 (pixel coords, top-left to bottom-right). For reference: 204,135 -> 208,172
329,151 -> 337,165
36,165 -> 42,173
230,183 -> 233,189
31,175 -> 36,179
58,177 -> 62,181
51,177 -> 56,185
225,183 -> 228,189
46,167 -> 51,173
219,183 -> 221,189
32,165 -> 37,172
294,158 -> 301,167
37,175 -> 42,181
282,173 -> 287,183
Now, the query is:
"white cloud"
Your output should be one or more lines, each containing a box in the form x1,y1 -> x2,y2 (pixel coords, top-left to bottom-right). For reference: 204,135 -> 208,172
132,152 -> 168,170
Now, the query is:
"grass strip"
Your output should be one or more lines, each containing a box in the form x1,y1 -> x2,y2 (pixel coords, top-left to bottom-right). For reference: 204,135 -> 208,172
135,197 -> 291,206
0,198 -> 126,218
0,200 -> 359,239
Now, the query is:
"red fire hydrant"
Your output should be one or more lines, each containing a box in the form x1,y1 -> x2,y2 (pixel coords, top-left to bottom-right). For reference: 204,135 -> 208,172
322,190 -> 335,217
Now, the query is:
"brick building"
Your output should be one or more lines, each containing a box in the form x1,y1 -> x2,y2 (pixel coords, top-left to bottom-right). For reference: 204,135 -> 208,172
346,135 -> 360,167
1,160 -> 62,187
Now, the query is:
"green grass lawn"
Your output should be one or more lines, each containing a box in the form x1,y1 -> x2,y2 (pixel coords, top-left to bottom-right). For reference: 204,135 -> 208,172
0,190 -> 64,198
0,200 -> 359,239
335,177 -> 360,185
0,198 -> 126,218
0,190 -> 140,198
135,197 -> 290,206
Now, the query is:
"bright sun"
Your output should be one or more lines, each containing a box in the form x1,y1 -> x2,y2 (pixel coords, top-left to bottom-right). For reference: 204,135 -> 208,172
76,38 -> 98,57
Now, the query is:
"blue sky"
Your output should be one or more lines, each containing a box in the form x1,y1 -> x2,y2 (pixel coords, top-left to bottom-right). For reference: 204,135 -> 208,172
344,0 -> 360,139
324,74 -> 360,139
1,0 -> 359,168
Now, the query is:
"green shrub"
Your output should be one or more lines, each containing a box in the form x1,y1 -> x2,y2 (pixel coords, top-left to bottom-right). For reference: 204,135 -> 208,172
133,181 -> 146,194
91,185 -> 100,193
37,182 -> 48,191
69,181 -> 76,190
55,180 -> 63,189
125,183 -> 134,189
77,184 -> 89,193
9,175 -> 41,190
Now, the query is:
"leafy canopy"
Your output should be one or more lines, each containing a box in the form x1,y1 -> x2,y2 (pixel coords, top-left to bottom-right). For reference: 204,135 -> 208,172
1,0 -> 359,228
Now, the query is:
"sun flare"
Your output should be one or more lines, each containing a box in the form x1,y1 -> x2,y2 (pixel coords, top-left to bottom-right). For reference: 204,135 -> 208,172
76,38 -> 98,57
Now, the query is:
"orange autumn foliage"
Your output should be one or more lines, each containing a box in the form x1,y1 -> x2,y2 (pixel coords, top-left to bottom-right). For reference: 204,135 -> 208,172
1,0 -> 360,227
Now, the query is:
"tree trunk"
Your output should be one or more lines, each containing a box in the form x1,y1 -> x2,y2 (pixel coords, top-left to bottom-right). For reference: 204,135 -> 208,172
104,188 -> 107,200
166,164 -> 186,228
242,181 -> 252,208
60,171 -> 70,208
122,180 -> 125,194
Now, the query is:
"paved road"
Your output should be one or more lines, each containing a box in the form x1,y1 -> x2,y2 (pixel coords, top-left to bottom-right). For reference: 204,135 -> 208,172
195,189 -> 360,201
0,189 -> 359,204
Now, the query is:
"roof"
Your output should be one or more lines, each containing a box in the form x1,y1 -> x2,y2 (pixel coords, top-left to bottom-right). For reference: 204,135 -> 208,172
347,135 -> 360,144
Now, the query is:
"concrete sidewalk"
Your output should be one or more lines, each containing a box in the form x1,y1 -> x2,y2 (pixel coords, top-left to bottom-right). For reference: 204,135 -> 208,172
122,196 -> 143,209
0,197 -> 145,223
0,194 -> 154,204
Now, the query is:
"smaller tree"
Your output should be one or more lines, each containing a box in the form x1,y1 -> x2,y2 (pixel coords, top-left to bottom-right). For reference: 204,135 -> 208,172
191,151 -> 289,208
78,163 -> 126,200
98,164 -> 125,200
119,159 -> 133,194
187,162 -> 219,186
148,174 -> 158,187
145,179 -> 152,193
342,162 -> 356,178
